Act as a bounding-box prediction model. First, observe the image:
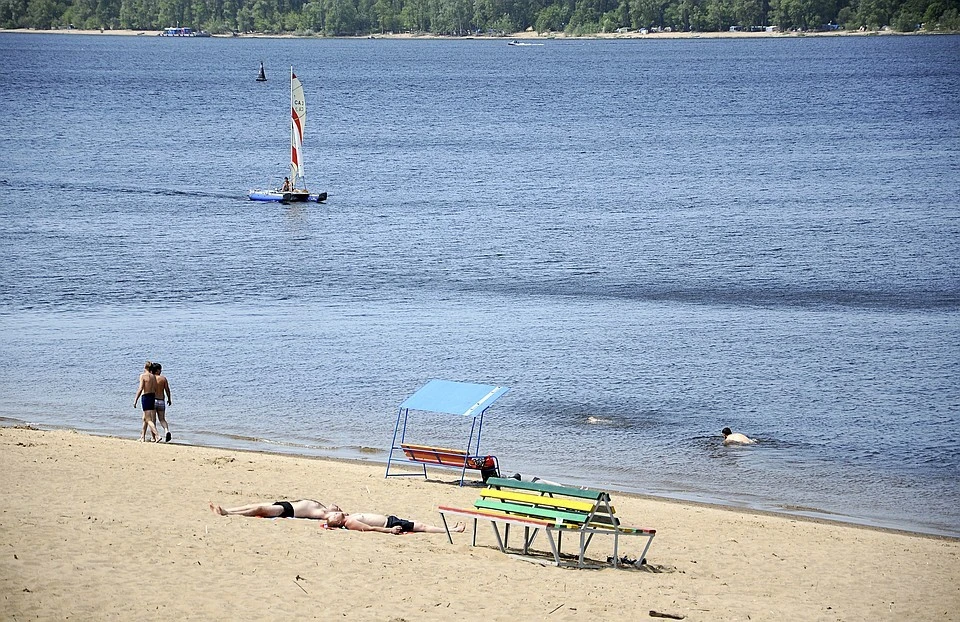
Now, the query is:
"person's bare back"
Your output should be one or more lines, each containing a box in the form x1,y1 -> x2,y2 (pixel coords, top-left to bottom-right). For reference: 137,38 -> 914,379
139,370 -> 157,396
722,427 -> 757,445
155,373 -> 170,403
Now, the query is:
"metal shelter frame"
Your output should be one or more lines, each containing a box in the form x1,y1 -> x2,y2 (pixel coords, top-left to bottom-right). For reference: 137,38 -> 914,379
385,379 -> 510,486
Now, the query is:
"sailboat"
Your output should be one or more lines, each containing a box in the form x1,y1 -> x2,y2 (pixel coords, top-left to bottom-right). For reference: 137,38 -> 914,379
256,61 -> 266,82
248,67 -> 327,203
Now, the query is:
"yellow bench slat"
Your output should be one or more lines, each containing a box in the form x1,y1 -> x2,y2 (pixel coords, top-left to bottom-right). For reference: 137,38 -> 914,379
480,488 -> 597,513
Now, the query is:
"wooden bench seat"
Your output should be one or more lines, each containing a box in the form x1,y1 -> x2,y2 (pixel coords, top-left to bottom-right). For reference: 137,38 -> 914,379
438,477 -> 655,568
395,443 -> 499,484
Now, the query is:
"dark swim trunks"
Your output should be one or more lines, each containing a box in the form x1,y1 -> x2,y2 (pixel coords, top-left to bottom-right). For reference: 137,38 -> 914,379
273,501 -> 295,518
140,393 -> 155,411
386,515 -> 415,532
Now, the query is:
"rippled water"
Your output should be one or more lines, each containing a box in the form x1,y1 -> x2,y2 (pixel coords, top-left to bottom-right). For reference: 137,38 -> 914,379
1,33 -> 958,536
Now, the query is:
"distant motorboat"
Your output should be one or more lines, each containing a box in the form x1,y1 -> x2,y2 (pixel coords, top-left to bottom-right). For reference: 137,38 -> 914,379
508,40 -> 544,46
159,26 -> 211,37
256,61 -> 267,82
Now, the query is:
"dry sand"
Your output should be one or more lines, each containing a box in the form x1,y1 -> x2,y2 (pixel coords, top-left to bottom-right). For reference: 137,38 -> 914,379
1,426 -> 957,621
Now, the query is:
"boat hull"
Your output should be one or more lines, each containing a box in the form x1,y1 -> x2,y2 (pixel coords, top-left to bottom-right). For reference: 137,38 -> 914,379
248,190 -> 327,203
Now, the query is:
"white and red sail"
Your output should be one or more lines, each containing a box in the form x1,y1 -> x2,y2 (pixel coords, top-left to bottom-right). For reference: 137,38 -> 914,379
289,69 -> 306,189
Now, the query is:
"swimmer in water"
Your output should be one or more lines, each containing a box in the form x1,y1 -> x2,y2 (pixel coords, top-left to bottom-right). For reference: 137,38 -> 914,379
722,427 -> 757,445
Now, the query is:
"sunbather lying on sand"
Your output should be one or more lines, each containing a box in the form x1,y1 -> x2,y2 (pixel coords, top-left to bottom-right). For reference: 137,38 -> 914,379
325,511 -> 464,535
209,499 -> 340,520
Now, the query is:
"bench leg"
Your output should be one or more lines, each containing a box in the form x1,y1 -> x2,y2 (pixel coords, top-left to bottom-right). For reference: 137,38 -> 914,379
439,512 -> 453,545
523,527 -> 540,554
582,532 -> 596,567
612,530 -> 620,567
638,533 -> 654,565
579,531 -> 587,568
544,529 -> 561,566
489,522 -> 506,552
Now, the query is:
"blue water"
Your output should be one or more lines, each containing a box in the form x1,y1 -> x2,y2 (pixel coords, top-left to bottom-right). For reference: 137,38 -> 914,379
1,33 -> 958,537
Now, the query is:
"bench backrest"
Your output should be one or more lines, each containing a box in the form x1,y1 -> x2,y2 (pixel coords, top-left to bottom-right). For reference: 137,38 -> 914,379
400,443 -> 498,472
476,477 -> 620,529
401,443 -> 468,465
485,477 -> 606,501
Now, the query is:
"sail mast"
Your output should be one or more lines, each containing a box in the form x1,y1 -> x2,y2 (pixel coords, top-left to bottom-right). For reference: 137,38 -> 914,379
290,66 -> 296,187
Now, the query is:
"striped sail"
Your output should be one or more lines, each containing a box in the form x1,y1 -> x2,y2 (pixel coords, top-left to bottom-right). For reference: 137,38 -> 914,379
290,69 -> 306,188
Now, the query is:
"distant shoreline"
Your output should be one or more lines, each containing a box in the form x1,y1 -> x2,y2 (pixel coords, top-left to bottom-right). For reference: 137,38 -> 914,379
2,26 -> 951,40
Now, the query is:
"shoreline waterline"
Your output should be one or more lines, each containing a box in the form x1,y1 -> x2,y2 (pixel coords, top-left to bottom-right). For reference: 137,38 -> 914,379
1,26 -> 951,40
4,417 -> 954,541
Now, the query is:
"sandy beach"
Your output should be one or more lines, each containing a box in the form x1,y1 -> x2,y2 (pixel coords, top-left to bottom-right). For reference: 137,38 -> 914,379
1,426 -> 957,621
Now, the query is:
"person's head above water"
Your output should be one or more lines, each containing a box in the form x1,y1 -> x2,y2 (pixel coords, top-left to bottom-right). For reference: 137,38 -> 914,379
721,427 -> 733,437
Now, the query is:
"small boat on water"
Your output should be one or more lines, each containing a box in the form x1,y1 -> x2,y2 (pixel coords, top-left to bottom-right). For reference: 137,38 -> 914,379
248,67 -> 327,204
508,40 -> 544,46
159,26 -> 211,37
256,61 -> 267,82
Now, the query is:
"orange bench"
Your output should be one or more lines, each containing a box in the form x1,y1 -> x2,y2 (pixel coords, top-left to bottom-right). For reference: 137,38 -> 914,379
399,443 -> 500,482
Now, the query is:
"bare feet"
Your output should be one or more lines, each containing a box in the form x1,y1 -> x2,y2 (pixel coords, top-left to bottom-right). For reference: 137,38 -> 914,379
452,522 -> 465,533
209,503 -> 227,516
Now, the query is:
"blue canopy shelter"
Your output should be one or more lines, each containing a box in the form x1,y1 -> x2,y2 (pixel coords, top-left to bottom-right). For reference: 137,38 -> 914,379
385,379 -> 510,486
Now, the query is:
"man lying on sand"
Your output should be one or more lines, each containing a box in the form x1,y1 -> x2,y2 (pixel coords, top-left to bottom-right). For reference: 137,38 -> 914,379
209,499 -> 339,519
325,511 -> 463,535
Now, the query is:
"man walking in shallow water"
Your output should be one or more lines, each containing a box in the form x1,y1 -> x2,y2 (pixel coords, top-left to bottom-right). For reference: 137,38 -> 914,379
134,361 -> 160,442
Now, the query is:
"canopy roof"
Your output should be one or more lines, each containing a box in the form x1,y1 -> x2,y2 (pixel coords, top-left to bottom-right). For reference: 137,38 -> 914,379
399,379 -> 510,418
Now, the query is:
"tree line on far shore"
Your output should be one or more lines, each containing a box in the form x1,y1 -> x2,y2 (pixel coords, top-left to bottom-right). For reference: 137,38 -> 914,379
3,0 -> 959,37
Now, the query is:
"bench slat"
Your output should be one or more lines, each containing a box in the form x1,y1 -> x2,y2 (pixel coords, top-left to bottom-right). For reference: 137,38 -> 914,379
484,477 -> 605,500
401,443 -> 467,456
439,506 -> 556,528
403,451 -> 468,466
474,498 -> 586,525
399,443 -> 496,472
480,488 -> 598,512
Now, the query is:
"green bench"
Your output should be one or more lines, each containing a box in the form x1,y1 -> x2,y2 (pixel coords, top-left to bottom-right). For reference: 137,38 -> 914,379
438,476 -> 655,568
